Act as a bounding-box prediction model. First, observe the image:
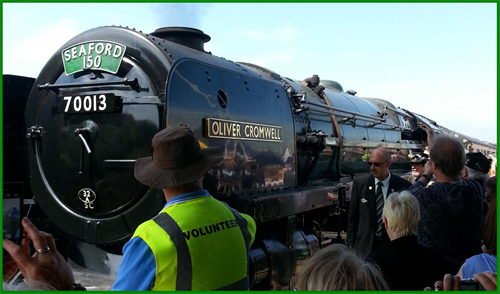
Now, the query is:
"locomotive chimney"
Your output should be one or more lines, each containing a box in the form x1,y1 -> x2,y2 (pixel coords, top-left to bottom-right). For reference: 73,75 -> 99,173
151,27 -> 210,52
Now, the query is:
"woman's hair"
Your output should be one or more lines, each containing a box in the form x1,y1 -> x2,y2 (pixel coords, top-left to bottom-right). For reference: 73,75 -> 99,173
383,191 -> 420,237
297,244 -> 390,291
485,176 -> 497,200
482,195 -> 497,255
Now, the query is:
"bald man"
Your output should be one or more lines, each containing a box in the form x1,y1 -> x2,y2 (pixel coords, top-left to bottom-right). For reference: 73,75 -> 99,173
347,147 -> 412,257
407,135 -> 483,274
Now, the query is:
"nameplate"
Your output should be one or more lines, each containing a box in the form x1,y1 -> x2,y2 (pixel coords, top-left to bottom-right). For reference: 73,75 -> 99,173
204,118 -> 282,142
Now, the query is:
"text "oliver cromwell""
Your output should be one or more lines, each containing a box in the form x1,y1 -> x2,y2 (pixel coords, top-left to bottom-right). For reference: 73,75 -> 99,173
205,118 -> 283,142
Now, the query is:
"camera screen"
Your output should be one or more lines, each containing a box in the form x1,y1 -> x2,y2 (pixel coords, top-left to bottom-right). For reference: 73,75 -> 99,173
461,280 -> 483,291
3,183 -> 23,241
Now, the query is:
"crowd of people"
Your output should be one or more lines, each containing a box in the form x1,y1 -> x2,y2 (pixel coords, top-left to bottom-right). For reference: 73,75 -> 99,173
2,125 -> 497,291
341,126 -> 496,291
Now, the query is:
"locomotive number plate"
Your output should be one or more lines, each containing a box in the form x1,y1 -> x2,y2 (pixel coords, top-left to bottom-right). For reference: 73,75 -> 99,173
58,93 -> 117,114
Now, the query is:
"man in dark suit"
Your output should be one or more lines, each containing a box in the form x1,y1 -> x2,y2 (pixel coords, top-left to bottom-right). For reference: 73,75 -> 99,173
346,147 -> 412,257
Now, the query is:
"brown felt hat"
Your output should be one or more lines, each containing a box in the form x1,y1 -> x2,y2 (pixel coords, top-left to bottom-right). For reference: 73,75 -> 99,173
134,126 -> 222,189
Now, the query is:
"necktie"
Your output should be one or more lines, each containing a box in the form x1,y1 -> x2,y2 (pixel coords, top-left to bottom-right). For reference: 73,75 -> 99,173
375,181 -> 384,237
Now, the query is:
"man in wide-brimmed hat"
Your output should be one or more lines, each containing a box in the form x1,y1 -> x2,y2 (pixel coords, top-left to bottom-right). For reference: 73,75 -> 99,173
112,126 -> 256,291
463,152 -> 491,189
409,153 -> 429,183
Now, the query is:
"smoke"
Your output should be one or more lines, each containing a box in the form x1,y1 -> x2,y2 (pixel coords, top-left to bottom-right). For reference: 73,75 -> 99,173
151,3 -> 212,29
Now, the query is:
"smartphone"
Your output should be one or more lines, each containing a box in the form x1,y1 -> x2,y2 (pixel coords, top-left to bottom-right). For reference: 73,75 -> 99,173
3,182 -> 24,247
461,279 -> 484,291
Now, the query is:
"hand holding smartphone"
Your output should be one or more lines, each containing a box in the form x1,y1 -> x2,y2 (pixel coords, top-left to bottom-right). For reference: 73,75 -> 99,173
3,182 -> 24,246
461,279 -> 484,291
3,181 -> 24,262
3,182 -> 24,282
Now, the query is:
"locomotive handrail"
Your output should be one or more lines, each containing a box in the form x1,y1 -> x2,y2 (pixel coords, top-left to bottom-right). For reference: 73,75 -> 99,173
304,107 -> 411,131
340,112 -> 411,131
304,100 -> 387,122
305,107 -> 382,124
382,105 -> 415,119
301,105 -> 383,123
37,78 -> 139,90
303,101 -> 412,131
367,121 -> 412,131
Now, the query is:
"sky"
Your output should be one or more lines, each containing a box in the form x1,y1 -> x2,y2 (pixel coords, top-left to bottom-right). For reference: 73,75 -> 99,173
3,3 -> 497,143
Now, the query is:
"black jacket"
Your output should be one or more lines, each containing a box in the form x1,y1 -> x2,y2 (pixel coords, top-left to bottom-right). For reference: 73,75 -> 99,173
367,236 -> 448,291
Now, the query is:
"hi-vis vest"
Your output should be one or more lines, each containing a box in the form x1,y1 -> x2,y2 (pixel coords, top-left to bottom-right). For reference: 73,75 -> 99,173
132,195 -> 256,291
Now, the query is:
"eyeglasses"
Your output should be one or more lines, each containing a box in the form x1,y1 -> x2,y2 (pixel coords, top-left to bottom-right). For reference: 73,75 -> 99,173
367,161 -> 388,167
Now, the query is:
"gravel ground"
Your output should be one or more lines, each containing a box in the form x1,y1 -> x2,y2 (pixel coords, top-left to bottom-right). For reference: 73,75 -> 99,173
70,258 -> 119,291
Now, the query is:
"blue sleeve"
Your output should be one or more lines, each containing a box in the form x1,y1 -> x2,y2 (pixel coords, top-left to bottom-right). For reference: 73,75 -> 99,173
461,259 -> 474,280
112,237 -> 156,291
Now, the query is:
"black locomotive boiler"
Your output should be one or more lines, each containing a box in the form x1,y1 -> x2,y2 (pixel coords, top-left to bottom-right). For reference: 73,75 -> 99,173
11,26 -> 496,290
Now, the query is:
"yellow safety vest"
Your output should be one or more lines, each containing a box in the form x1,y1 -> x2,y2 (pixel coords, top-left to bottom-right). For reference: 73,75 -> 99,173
132,195 -> 256,291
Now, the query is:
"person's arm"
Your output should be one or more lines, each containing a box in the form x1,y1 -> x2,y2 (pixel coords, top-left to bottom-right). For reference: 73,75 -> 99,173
407,179 -> 426,195
408,161 -> 433,194
418,161 -> 433,185
241,213 -> 257,246
423,125 -> 435,146
456,263 -> 464,279
346,179 -> 361,248
111,237 -> 156,291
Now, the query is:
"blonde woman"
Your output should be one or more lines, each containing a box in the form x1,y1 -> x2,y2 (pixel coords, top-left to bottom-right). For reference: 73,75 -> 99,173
367,191 -> 447,290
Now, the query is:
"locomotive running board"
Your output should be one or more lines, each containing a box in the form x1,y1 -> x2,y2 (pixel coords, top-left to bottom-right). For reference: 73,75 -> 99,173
230,185 -> 340,224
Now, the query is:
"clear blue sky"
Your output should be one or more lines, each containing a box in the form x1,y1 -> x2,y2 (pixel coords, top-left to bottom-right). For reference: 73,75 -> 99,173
3,3 -> 497,143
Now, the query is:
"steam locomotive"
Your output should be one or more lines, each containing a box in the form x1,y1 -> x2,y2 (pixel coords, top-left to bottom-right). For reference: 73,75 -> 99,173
4,26 -> 496,290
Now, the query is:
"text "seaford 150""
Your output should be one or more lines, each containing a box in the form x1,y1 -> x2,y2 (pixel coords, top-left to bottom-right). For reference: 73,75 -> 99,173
62,42 -> 123,62
61,41 -> 126,75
